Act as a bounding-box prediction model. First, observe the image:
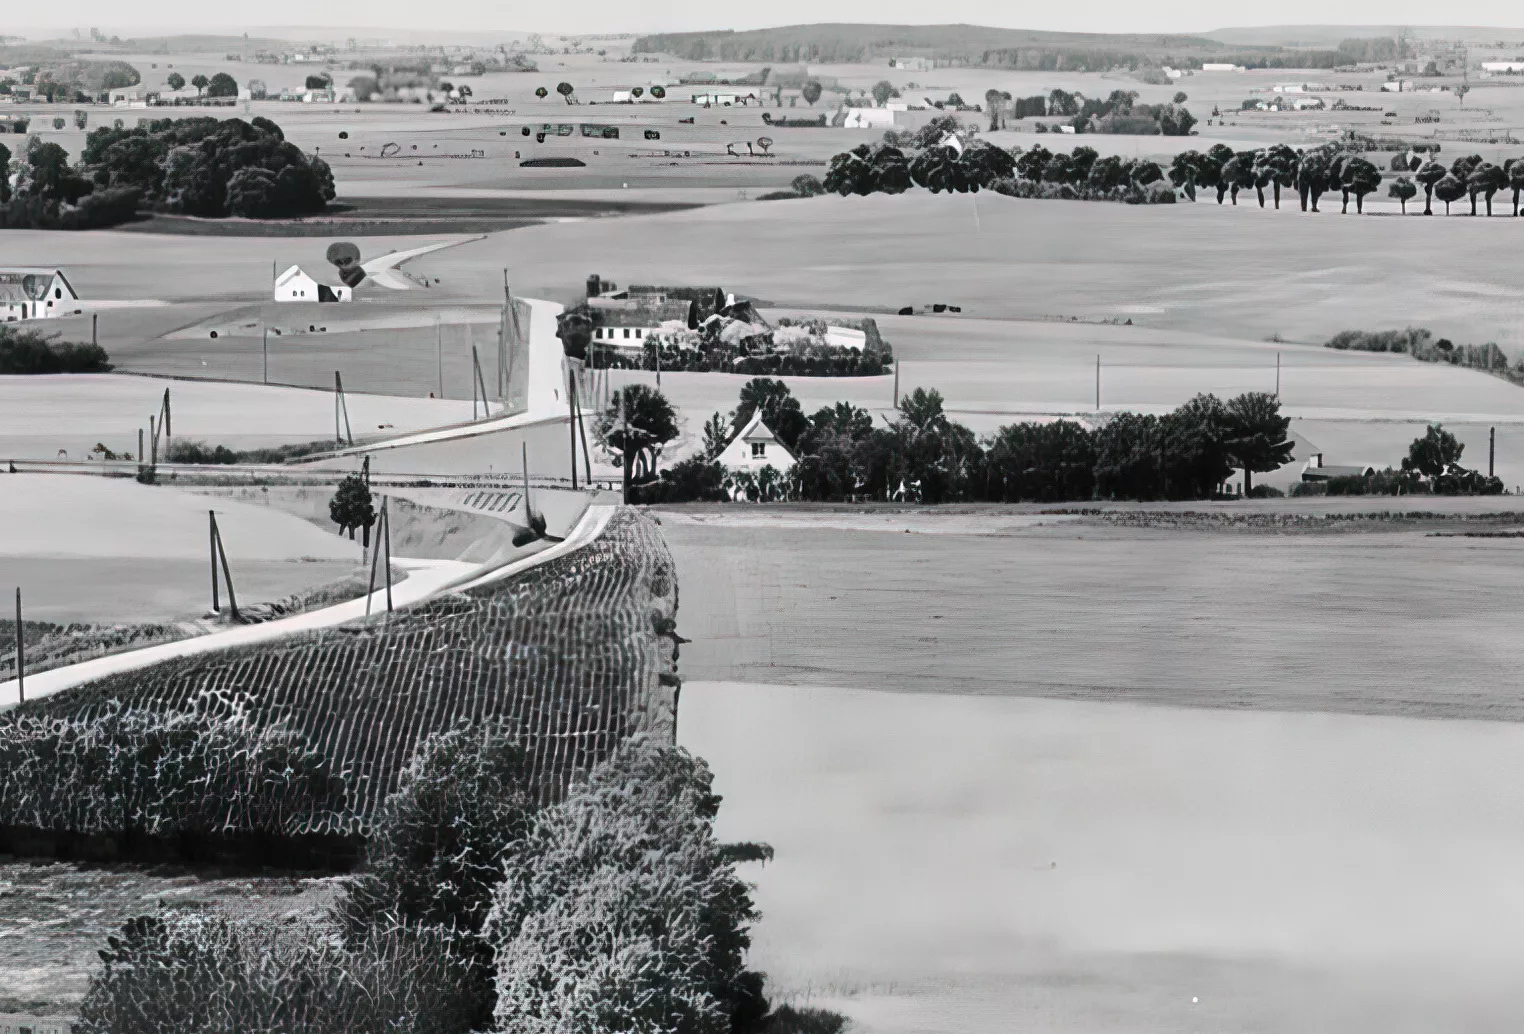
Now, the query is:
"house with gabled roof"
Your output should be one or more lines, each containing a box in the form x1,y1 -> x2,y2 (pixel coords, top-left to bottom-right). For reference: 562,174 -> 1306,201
718,412 -> 796,476
0,268 -> 81,322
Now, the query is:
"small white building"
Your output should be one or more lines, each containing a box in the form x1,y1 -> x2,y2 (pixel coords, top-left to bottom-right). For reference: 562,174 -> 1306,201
718,412 -> 795,475
841,107 -> 895,128
274,265 -> 351,303
1481,61 -> 1524,73
1201,63 -> 1242,72
0,268 -> 81,322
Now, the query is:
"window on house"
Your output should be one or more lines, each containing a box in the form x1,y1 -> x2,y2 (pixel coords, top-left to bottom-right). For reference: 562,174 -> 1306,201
751,442 -> 766,458
623,328 -> 630,339
635,328 -> 642,337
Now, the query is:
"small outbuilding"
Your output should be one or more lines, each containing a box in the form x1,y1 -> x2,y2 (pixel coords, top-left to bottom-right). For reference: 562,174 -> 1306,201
274,265 -> 351,303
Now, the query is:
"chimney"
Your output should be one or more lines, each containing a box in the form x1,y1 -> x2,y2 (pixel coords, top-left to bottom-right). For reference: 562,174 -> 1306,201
1310,453 -> 1323,468
586,274 -> 602,298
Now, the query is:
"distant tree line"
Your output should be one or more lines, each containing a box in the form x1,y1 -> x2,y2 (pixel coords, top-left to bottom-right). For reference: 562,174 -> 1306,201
633,378 -> 1297,504
1326,326 -> 1524,387
79,115 -> 335,219
0,115 -> 333,229
813,130 -> 1524,216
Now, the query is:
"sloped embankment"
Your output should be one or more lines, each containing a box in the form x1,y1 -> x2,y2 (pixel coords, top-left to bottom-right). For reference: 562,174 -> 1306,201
7,509 -> 679,848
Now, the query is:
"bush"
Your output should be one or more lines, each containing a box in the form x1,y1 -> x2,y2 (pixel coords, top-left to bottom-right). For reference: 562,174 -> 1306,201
0,185 -> 140,229
488,736 -> 769,1034
634,456 -> 730,503
0,325 -> 112,373
337,721 -> 533,1029
1246,484 -> 1284,498
761,1006 -> 849,1034
167,438 -> 337,464
76,914 -> 476,1034
0,701 -> 346,841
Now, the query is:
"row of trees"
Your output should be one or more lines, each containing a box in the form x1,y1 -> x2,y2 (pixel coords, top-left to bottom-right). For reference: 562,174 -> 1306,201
820,129 -> 1524,215
625,379 -> 1298,504
78,726 -> 800,1034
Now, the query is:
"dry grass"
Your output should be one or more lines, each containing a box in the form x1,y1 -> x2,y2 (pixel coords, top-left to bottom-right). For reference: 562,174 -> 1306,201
680,681 -> 1524,1034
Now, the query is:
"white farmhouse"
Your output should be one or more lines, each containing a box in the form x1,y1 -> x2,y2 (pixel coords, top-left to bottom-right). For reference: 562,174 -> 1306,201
274,265 -> 351,303
0,268 -> 82,322
718,412 -> 796,476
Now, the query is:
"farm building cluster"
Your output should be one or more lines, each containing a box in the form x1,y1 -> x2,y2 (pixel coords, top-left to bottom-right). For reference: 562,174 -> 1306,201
567,273 -> 891,377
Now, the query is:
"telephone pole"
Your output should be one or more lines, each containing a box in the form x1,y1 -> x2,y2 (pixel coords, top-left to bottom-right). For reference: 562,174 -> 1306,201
1095,355 -> 1101,411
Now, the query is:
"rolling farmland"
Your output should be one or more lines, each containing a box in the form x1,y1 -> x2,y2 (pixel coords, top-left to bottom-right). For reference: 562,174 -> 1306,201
14,509 -> 679,833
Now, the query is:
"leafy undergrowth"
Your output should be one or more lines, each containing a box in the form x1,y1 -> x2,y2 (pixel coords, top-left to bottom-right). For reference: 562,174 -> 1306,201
0,858 -> 338,1016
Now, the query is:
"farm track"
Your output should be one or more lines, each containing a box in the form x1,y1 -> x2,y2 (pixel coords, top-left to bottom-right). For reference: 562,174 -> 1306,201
17,509 -> 678,832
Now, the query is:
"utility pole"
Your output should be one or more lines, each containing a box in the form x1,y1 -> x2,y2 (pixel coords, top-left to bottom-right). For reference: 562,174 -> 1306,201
382,498 -> 393,613
1490,425 -> 1496,477
620,388 -> 630,504
1276,352 -> 1281,398
1095,355 -> 1101,411
138,427 -> 144,465
893,359 -> 900,407
91,313 -> 98,347
435,317 -> 444,399
261,324 -> 269,385
567,367 -> 579,491
13,588 -> 22,704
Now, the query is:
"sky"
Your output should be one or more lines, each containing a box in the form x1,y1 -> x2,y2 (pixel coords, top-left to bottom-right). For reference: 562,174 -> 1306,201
9,1 -> 1524,39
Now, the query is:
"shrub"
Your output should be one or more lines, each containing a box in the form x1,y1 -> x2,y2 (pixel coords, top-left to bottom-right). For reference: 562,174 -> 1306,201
761,1006 -> 849,1034
0,701 -> 346,841
488,736 -> 769,1034
634,456 -> 730,503
337,721 -> 533,1029
76,914 -> 476,1034
0,186 -> 140,229
1246,484 -> 1284,498
0,325 -> 112,373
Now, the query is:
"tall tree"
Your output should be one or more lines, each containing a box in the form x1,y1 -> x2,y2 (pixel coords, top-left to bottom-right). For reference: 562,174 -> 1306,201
166,71 -> 185,92
1403,424 -> 1463,477
1507,157 -> 1524,216
1434,173 -> 1466,214
1415,159 -> 1446,215
801,79 -> 822,105
1465,161 -> 1506,215
732,377 -> 809,451
1340,157 -> 1380,214
1223,392 -> 1293,496
190,73 -> 208,97
871,80 -> 899,107
595,385 -> 678,480
1388,175 -> 1417,213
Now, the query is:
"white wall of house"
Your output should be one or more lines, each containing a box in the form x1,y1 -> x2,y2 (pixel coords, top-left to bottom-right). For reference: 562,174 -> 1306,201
718,413 -> 796,475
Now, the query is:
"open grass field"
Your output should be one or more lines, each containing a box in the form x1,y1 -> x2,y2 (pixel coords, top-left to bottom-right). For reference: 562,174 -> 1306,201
0,374 -> 474,459
681,681 -> 1524,1034
0,474 -> 361,623
11,187 -> 1524,474
659,508 -> 1524,722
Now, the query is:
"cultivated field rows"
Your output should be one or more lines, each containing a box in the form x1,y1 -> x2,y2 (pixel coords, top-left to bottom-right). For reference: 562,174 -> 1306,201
21,509 -> 678,829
